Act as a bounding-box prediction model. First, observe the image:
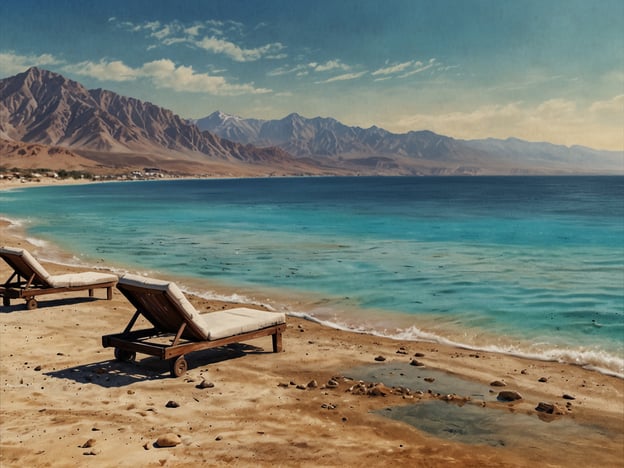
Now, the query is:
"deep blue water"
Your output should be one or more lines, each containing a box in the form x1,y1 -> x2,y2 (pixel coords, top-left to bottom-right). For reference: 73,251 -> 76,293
2,176 -> 623,375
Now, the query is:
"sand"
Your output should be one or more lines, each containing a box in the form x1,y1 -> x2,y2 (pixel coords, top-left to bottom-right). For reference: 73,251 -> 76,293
1,183 -> 623,467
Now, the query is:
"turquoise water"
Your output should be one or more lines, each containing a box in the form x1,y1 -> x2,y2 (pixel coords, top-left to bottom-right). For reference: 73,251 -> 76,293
2,176 -> 623,376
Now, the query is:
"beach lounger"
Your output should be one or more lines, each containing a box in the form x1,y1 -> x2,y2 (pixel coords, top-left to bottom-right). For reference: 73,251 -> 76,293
102,274 -> 286,377
0,246 -> 118,309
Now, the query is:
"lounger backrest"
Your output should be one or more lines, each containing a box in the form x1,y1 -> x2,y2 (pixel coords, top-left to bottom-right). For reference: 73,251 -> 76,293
0,246 -> 53,287
117,274 -> 210,341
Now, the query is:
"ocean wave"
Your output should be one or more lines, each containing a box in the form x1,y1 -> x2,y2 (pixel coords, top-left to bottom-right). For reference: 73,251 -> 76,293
290,313 -> 624,379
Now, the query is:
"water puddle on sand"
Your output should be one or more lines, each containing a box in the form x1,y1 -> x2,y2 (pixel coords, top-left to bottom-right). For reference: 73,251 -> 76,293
344,363 -> 618,458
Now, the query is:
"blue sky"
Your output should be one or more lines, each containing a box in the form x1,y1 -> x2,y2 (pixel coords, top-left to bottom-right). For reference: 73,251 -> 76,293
0,0 -> 622,150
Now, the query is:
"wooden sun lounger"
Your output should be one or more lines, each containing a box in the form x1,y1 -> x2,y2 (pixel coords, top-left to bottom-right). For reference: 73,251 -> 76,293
102,274 -> 286,377
0,246 -> 118,309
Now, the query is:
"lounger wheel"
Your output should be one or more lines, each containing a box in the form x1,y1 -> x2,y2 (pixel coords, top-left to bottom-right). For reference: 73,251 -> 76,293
26,298 -> 38,310
170,356 -> 188,378
2,296 -> 9,307
114,348 -> 136,362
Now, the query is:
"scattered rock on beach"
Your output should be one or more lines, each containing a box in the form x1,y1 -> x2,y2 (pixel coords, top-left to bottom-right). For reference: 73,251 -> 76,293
497,390 -> 523,401
196,380 -> 215,389
326,379 -> 339,388
396,347 -> 408,355
538,377 -> 549,382
368,383 -> 392,396
374,355 -> 386,362
307,380 -> 318,389
562,394 -> 576,400
536,402 -> 565,415
81,438 -> 96,448
156,433 -> 181,447
414,352 -> 425,357
490,380 -> 506,387
165,400 -> 180,408
410,359 -> 424,367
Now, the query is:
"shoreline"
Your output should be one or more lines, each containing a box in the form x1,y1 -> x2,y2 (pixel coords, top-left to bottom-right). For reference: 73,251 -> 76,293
1,219 -> 623,465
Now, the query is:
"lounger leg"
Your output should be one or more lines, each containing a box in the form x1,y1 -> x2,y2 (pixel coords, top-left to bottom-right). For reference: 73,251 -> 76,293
106,287 -> 112,300
89,289 -> 94,297
272,331 -> 283,353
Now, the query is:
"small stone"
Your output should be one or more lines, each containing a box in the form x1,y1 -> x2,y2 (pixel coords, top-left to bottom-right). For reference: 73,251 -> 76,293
196,380 -> 215,389
165,400 -> 180,408
83,449 -> 101,456
521,369 -> 528,375
368,383 -> 392,396
296,384 -> 306,390
215,435 -> 223,441
156,433 -> 181,447
326,379 -> 339,388
81,438 -> 96,448
562,394 -> 576,400
497,390 -> 523,401
374,355 -> 386,362
277,382 -> 289,388
307,380 -> 318,389
396,347 -> 408,355
143,442 -> 151,450
490,380 -> 506,387
34,365 -> 42,371
424,377 -> 435,383
410,359 -> 424,367
536,402 -> 555,413
538,377 -> 548,383
414,352 -> 425,357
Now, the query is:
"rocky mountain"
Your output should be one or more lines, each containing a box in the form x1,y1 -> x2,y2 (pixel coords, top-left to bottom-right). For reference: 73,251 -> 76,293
195,111 -> 623,174
0,68 -> 312,175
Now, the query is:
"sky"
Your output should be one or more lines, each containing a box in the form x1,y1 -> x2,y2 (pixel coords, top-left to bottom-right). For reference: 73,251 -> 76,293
0,0 -> 622,151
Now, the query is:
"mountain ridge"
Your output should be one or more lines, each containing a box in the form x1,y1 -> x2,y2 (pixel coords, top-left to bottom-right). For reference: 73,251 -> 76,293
1,67 -> 622,176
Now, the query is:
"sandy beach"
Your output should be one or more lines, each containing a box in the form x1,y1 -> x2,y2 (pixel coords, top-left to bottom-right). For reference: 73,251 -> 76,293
1,188 -> 623,467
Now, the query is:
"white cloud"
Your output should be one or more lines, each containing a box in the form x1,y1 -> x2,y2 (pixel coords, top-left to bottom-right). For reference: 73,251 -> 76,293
64,58 -> 271,96
114,19 -> 285,63
398,58 -> 437,78
315,71 -> 367,84
372,60 -> 414,76
312,60 -> 350,72
0,51 -> 63,76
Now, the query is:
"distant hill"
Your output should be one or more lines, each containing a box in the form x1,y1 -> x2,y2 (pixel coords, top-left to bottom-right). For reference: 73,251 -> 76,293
1,67 -> 621,176
195,111 -> 623,174
0,68 -> 319,176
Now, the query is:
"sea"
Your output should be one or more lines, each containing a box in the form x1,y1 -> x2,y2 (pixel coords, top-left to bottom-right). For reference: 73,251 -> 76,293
2,176 -> 623,377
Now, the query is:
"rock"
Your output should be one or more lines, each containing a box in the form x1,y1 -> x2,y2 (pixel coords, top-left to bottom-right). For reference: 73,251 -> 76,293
396,347 -> 408,355
374,355 -> 386,362
34,365 -> 42,371
165,400 -> 180,408
156,433 -> 181,447
497,390 -> 523,401
83,449 -> 101,456
410,359 -> 424,367
81,438 -> 96,448
562,394 -> 576,400
424,377 -> 435,383
196,380 -> 215,389
277,382 -> 289,388
368,383 -> 392,396
538,377 -> 548,382
326,379 -> 339,388
490,380 -> 506,387
307,380 -> 318,389
296,384 -> 306,390
414,352 -> 425,357
536,402 -> 555,413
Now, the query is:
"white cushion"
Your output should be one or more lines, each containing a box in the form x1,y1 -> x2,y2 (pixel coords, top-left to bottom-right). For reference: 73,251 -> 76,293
202,307 -> 286,340
1,246 -> 52,284
119,274 -> 211,340
48,272 -> 118,288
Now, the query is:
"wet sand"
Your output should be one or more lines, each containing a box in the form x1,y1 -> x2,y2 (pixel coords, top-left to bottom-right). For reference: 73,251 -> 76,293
1,200 -> 623,466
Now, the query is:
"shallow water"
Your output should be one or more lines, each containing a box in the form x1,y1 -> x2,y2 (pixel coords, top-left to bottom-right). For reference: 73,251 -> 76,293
2,176 -> 623,375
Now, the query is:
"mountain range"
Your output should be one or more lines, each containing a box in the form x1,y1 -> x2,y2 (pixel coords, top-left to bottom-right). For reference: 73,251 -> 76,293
1,67 -> 621,176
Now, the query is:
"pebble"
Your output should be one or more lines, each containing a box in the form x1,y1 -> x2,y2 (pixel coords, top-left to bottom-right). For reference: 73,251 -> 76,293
81,438 -> 96,448
538,377 -> 548,382
490,380 -> 506,387
196,380 -> 215,389
156,433 -> 181,447
414,352 -> 425,357
326,379 -> 339,388
497,390 -> 523,401
165,400 -> 180,408
562,394 -> 576,400
307,380 -> 318,389
410,359 -> 424,367
396,347 -> 408,355
374,355 -> 386,362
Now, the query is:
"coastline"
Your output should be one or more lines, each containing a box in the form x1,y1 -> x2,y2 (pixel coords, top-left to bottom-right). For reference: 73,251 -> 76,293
1,213 -> 623,466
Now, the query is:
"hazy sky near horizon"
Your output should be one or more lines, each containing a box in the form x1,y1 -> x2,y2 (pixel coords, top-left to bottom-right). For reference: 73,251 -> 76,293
0,0 -> 622,150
